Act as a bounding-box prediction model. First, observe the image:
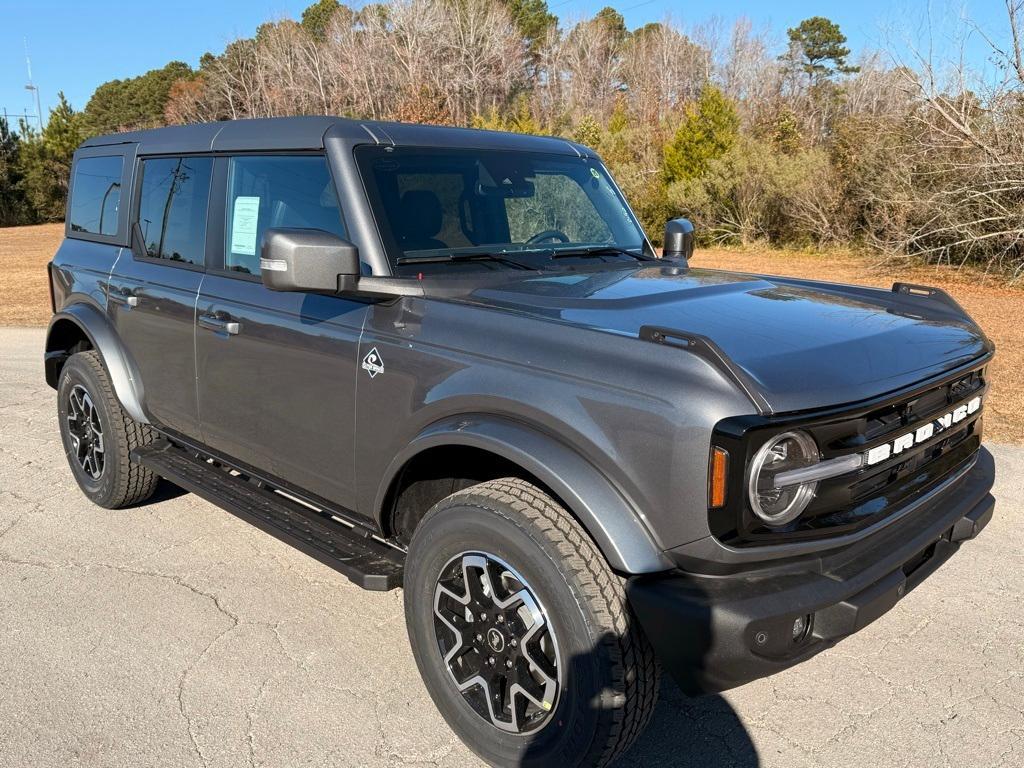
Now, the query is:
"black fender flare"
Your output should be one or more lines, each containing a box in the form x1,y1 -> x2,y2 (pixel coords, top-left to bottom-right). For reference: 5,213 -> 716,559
44,304 -> 149,424
376,415 -> 673,574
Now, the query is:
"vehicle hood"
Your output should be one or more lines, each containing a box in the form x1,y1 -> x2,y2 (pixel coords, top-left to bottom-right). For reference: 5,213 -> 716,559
446,266 -> 992,413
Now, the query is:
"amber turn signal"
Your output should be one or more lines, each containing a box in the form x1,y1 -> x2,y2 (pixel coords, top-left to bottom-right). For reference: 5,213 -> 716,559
709,447 -> 729,508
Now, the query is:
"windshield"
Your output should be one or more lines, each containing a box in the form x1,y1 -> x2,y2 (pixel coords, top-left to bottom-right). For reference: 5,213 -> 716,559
356,146 -> 649,274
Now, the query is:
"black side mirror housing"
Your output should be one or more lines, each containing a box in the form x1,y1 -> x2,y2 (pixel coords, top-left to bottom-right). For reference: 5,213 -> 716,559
261,228 -> 360,294
663,218 -> 695,263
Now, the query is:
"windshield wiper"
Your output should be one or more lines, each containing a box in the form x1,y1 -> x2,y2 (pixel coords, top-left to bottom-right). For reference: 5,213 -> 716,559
395,251 -> 534,270
546,245 -> 659,262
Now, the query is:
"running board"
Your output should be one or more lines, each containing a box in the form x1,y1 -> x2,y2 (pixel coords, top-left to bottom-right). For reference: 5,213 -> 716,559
131,441 -> 404,591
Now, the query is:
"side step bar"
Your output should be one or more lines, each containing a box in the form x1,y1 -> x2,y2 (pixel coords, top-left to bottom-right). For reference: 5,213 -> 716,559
131,440 -> 404,591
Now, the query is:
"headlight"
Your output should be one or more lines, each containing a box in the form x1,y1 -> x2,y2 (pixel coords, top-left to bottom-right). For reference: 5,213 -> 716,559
747,430 -> 819,525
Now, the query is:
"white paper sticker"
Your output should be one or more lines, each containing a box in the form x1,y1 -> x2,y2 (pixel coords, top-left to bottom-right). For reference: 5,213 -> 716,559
230,196 -> 260,256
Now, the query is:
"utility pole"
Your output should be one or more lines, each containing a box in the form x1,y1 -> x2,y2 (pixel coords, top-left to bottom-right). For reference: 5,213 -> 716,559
24,38 -> 43,131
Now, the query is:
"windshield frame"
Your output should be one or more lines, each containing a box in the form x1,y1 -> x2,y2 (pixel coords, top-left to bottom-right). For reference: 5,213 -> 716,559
354,144 -> 654,275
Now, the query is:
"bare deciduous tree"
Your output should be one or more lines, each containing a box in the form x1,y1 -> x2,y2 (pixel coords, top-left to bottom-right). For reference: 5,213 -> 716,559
154,0 -> 1024,274
882,0 -> 1024,275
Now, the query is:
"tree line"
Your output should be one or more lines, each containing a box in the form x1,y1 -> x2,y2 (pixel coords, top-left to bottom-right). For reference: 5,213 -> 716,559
2,0 -> 1023,278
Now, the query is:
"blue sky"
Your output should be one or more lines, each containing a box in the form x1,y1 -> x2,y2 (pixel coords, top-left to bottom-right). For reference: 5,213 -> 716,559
0,0 -> 1012,127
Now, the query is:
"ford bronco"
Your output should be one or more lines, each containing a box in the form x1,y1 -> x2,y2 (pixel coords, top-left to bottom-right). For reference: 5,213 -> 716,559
45,117 -> 995,767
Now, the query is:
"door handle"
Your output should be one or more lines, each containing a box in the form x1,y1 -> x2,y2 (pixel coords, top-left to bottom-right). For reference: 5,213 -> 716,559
108,288 -> 139,308
198,313 -> 240,335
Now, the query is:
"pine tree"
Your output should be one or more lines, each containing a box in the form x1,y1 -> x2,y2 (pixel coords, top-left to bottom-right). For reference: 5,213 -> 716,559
663,86 -> 740,184
780,17 -> 859,86
301,0 -> 354,39
17,92 -> 84,221
0,118 -> 31,225
82,62 -> 193,135
499,0 -> 557,57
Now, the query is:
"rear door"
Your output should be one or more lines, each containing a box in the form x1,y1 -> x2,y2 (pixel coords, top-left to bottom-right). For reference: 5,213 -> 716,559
108,154 -> 214,440
195,153 -> 368,512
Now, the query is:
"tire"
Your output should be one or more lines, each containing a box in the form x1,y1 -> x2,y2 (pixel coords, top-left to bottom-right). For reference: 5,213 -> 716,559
404,478 -> 660,768
57,350 -> 160,509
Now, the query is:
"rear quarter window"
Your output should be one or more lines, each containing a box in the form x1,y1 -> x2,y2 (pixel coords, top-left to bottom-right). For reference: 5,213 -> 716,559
68,155 -> 124,237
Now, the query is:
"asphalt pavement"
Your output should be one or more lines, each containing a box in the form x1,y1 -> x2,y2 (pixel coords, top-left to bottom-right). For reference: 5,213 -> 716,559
1,326 -> 1021,768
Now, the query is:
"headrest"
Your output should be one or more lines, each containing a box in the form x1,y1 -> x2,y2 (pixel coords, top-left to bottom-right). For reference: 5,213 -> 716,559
400,190 -> 443,239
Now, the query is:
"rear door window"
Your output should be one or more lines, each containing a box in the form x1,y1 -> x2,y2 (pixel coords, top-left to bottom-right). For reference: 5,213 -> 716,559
136,156 -> 214,265
223,155 -> 345,275
69,155 -> 124,236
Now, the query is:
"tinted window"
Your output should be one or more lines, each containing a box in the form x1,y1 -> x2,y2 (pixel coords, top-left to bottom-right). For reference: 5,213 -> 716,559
395,171 -> 473,250
136,156 -> 213,265
505,173 -> 612,243
69,155 -> 123,236
224,156 -> 345,275
355,147 -> 645,274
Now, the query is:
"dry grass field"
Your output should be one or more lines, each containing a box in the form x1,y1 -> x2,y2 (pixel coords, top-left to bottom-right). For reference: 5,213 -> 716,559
0,223 -> 64,326
1,224 -> 1020,441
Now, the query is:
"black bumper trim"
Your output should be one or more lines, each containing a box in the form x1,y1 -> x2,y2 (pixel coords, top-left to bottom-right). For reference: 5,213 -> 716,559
628,447 -> 995,695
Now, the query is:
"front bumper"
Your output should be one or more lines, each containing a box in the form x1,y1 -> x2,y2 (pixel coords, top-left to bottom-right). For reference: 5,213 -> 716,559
628,446 -> 995,694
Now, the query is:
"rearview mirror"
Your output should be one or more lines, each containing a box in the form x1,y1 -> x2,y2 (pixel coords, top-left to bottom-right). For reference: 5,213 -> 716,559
260,228 -> 359,294
663,218 -> 695,263
475,180 -> 535,198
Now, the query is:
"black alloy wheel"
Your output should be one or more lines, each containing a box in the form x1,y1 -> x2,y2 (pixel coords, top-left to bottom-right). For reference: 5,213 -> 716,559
66,384 -> 105,480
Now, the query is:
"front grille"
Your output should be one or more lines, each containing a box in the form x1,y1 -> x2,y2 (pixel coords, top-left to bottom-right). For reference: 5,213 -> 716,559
710,362 -> 989,547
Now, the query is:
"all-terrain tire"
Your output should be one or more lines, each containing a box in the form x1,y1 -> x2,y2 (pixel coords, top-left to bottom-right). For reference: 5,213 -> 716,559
403,477 -> 660,767
57,350 -> 160,508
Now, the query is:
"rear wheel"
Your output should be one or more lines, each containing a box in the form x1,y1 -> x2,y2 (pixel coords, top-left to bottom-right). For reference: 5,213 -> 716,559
404,478 -> 659,767
57,350 -> 160,508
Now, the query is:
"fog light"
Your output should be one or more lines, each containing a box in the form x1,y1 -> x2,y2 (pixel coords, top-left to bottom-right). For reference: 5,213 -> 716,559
792,614 -> 811,642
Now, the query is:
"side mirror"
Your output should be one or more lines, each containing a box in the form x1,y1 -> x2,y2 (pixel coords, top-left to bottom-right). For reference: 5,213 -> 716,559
260,228 -> 360,294
663,218 -> 695,263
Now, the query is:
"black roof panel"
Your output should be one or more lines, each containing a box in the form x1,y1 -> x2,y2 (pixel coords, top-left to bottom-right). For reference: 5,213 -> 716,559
79,116 -> 592,157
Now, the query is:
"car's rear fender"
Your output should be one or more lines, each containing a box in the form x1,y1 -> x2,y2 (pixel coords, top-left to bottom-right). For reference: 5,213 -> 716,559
44,303 -> 148,424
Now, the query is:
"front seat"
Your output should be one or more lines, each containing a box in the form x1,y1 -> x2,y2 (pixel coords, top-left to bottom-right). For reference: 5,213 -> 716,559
399,190 -> 447,251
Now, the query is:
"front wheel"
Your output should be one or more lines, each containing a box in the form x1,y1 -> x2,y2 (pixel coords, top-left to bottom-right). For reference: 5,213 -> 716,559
403,478 -> 660,767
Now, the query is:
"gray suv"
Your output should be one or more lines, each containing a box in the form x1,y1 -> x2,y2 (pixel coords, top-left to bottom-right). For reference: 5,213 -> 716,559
45,116 -> 995,767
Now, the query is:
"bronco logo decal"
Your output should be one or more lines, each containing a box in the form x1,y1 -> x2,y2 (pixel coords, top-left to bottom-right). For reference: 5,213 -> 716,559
361,348 -> 384,379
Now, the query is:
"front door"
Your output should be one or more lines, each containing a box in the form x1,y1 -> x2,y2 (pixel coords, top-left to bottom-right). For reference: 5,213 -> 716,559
109,154 -> 214,440
195,154 -> 368,511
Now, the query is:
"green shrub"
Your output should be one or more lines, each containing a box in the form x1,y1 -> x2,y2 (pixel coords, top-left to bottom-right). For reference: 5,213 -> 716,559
668,136 -> 846,247
663,86 -> 740,184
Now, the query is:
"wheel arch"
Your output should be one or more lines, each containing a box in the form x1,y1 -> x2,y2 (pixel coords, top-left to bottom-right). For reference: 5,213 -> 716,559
376,415 -> 672,575
45,304 -> 148,424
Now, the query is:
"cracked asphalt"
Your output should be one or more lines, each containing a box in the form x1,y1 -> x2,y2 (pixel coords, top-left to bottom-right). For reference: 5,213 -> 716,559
1,326 -> 1022,768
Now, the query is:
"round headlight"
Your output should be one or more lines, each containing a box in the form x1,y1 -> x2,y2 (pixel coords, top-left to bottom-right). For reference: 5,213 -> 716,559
747,430 -> 819,526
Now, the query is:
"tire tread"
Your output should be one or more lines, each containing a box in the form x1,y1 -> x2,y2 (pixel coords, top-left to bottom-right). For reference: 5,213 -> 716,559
445,477 -> 660,766
66,351 -> 160,508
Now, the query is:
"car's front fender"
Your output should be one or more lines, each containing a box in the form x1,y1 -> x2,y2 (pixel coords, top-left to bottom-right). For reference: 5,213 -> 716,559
376,414 -> 674,574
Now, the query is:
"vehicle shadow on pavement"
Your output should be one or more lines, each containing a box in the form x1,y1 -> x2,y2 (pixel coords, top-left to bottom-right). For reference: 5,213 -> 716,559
146,478 -> 190,504
618,680 -> 757,767
519,625 -> 758,767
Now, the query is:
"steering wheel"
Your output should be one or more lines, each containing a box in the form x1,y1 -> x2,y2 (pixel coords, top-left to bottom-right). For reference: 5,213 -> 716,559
526,229 -> 570,245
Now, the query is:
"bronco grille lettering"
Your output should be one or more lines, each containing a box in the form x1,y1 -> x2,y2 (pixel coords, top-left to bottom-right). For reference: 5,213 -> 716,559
865,396 -> 982,466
